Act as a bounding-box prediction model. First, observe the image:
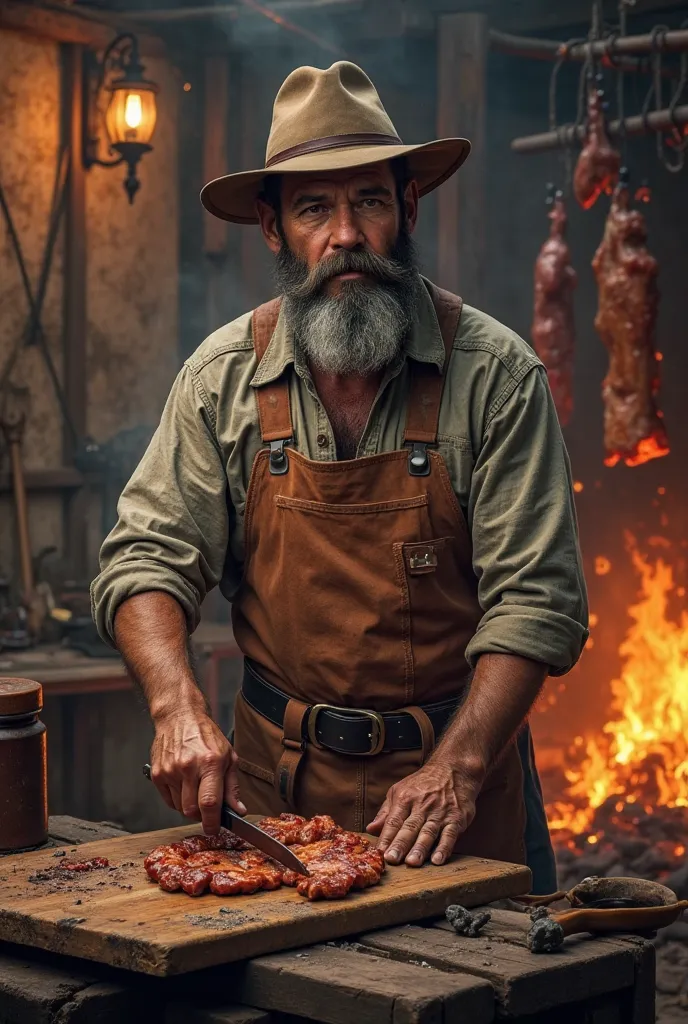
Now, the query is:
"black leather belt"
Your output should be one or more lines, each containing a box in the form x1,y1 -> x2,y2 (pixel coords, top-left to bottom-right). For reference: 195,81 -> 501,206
241,660 -> 460,756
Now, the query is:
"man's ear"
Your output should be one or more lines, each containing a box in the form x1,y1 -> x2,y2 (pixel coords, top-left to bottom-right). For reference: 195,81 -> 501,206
256,199 -> 282,253
403,179 -> 420,234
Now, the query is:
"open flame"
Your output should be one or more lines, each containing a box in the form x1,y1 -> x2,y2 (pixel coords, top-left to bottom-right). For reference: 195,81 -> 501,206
547,532 -> 688,847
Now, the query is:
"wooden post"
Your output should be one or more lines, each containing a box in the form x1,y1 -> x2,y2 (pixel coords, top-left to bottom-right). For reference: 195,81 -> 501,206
60,43 -> 88,578
436,12 -> 487,307
203,55 -> 230,333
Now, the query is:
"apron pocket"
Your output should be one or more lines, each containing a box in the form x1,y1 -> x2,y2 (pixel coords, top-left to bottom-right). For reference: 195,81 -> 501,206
394,536 -> 479,700
275,494 -> 429,515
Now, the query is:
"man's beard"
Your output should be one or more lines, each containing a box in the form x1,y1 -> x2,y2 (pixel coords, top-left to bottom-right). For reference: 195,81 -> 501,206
274,226 -> 419,376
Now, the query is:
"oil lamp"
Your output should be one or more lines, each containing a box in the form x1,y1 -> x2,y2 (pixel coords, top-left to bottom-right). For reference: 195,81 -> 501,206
84,33 -> 158,204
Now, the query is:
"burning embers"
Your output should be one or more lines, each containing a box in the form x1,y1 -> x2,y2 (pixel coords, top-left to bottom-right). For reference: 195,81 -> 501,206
544,534 -> 688,870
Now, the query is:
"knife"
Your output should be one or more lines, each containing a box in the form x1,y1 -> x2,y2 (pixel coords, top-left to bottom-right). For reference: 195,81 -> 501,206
142,764 -> 309,876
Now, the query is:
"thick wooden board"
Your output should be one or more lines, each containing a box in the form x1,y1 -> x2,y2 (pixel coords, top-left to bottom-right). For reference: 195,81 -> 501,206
231,944 -> 495,1024
358,918 -> 638,1018
0,824 -> 530,977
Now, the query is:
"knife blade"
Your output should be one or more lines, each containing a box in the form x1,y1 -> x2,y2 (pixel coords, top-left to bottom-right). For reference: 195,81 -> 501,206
142,764 -> 309,876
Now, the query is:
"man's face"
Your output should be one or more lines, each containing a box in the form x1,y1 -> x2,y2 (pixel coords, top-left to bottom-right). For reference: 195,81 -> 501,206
257,162 -> 418,281
256,161 -> 421,378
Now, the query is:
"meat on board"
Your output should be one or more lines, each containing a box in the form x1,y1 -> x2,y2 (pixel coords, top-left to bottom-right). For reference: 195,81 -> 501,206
144,814 -> 386,900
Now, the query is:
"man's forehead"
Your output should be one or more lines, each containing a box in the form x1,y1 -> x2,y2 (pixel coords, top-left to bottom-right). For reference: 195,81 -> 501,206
281,163 -> 394,197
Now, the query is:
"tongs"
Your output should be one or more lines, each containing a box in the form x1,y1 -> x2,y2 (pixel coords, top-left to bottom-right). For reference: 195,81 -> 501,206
513,876 -> 688,952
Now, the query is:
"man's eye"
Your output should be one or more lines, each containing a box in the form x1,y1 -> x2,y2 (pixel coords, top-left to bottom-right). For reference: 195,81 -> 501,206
360,198 -> 382,209
302,204 -> 327,216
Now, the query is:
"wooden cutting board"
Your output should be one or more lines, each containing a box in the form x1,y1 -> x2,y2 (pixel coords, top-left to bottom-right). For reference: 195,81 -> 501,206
0,824 -> 531,976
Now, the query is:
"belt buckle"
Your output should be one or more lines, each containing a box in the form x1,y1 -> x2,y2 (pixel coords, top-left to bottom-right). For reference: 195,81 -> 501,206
307,704 -> 386,756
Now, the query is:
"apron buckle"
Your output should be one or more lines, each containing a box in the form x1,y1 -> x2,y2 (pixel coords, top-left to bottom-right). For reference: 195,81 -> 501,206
407,442 -> 431,476
307,704 -> 386,756
269,439 -> 291,475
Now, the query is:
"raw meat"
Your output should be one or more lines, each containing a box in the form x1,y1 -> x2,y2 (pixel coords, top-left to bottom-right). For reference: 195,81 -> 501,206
144,815 -> 385,901
574,86 -> 620,210
592,182 -> 669,467
57,857 -> 109,872
532,194 -> 577,425
282,831 -> 386,900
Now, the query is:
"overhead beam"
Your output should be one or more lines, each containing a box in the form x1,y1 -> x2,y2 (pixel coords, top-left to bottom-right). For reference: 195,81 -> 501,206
122,0 -> 361,20
436,12 -> 487,307
512,102 -> 688,154
0,1 -> 166,56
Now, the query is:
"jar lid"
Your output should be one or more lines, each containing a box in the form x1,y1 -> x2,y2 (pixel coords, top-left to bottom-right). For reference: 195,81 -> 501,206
0,678 -> 43,715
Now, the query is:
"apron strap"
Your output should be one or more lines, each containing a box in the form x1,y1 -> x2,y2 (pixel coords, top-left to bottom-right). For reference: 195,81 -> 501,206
252,298 -> 294,443
403,705 -> 436,763
275,696 -> 309,809
403,283 -> 463,446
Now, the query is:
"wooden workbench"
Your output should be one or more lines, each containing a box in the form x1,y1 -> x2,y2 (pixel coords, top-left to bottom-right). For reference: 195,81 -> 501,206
0,818 -> 656,1024
0,622 -> 241,822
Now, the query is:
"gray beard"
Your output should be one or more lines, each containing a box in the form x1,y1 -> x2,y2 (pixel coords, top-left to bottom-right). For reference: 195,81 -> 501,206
274,230 -> 419,377
289,282 -> 412,376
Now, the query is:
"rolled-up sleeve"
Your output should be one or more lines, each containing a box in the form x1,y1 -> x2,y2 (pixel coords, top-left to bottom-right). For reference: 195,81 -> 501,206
464,365 -> 588,675
91,365 -> 230,646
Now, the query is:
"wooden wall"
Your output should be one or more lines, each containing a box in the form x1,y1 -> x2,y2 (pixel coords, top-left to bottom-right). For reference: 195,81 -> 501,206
0,28 -> 181,583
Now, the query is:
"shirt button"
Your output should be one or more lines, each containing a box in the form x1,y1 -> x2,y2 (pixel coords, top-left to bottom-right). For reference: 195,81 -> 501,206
316,433 -> 329,448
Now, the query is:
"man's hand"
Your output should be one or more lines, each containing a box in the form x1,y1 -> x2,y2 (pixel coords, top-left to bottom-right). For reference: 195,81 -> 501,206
150,708 -> 246,834
366,759 -> 483,867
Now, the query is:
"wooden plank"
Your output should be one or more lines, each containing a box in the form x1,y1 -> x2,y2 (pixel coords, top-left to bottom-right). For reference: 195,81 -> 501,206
203,55 -> 230,259
166,1007 -> 274,1024
60,42 -> 89,580
435,12 -> 487,307
0,823 -> 530,977
358,922 -> 636,1018
232,944 -> 495,1024
0,467 -> 86,494
47,817 -> 129,845
0,0 -> 166,56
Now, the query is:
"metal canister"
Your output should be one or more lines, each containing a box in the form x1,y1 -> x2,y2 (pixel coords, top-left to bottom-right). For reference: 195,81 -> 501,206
0,677 -> 47,851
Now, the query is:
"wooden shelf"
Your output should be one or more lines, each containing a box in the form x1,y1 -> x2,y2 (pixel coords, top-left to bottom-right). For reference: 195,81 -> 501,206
0,467 -> 86,495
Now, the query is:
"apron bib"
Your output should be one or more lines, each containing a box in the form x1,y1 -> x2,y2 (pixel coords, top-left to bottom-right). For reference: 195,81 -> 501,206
231,284 -> 526,864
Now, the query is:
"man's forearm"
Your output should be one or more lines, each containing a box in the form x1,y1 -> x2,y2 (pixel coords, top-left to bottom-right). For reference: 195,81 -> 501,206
113,591 -> 207,723
430,652 -> 547,777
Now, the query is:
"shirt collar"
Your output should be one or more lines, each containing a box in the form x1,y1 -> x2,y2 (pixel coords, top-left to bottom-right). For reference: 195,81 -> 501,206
249,274 -> 446,388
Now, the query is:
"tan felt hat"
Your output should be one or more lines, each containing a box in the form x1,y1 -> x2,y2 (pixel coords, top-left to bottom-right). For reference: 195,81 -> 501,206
201,60 -> 471,225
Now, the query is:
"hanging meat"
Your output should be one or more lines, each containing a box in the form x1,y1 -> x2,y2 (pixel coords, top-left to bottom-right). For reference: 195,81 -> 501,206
531,193 -> 577,426
592,181 -> 669,467
573,85 -> 620,209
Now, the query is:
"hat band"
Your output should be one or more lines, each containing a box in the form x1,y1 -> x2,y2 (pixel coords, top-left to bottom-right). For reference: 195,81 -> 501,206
265,132 -> 403,169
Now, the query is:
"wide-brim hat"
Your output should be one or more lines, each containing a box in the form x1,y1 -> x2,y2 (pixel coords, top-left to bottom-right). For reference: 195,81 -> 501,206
201,61 -> 471,225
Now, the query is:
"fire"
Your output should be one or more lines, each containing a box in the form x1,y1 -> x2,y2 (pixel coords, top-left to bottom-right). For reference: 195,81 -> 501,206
547,533 -> 688,841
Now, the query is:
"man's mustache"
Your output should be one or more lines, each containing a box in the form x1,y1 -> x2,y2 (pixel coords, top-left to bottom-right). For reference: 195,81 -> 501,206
282,246 -> 413,301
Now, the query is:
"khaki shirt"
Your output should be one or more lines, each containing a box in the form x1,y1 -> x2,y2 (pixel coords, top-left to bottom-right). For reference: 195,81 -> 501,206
91,276 -> 588,674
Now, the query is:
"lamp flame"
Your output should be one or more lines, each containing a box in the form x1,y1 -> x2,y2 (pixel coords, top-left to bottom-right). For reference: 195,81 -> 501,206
124,93 -> 143,130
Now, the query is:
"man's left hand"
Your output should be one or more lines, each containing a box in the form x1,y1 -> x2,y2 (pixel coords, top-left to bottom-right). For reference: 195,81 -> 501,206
366,760 -> 484,867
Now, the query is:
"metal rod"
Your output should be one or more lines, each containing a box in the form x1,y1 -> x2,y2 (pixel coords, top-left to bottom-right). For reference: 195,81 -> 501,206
488,28 -> 680,77
511,103 -> 688,154
121,0 -> 359,21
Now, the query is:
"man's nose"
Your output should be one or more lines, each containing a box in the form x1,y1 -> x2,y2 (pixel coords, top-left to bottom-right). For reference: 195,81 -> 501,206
329,204 -> 365,250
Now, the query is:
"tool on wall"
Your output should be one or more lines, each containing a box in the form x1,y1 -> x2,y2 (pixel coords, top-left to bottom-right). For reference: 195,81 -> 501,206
0,385 -> 46,640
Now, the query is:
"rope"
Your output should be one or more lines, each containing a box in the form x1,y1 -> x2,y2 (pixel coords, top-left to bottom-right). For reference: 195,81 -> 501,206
0,145 -> 79,443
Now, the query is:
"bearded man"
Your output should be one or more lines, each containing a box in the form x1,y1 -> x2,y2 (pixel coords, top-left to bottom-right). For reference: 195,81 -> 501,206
92,62 -> 588,892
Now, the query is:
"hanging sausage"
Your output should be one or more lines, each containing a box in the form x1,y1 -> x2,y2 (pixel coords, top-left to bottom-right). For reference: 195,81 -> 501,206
532,189 -> 577,427
574,84 -> 620,210
592,174 -> 669,467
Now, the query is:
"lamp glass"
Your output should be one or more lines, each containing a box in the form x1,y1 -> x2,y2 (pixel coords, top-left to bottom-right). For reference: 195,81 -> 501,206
105,82 -> 157,146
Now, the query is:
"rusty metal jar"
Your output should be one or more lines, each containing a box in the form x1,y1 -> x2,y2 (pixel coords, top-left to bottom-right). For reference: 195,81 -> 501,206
0,677 -> 47,851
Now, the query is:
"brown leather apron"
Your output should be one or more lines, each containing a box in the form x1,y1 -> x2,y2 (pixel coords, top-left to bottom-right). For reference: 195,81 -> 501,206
231,283 -> 526,864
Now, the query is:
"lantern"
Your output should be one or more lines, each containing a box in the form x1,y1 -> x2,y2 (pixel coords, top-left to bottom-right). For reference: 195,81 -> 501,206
84,33 -> 159,204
